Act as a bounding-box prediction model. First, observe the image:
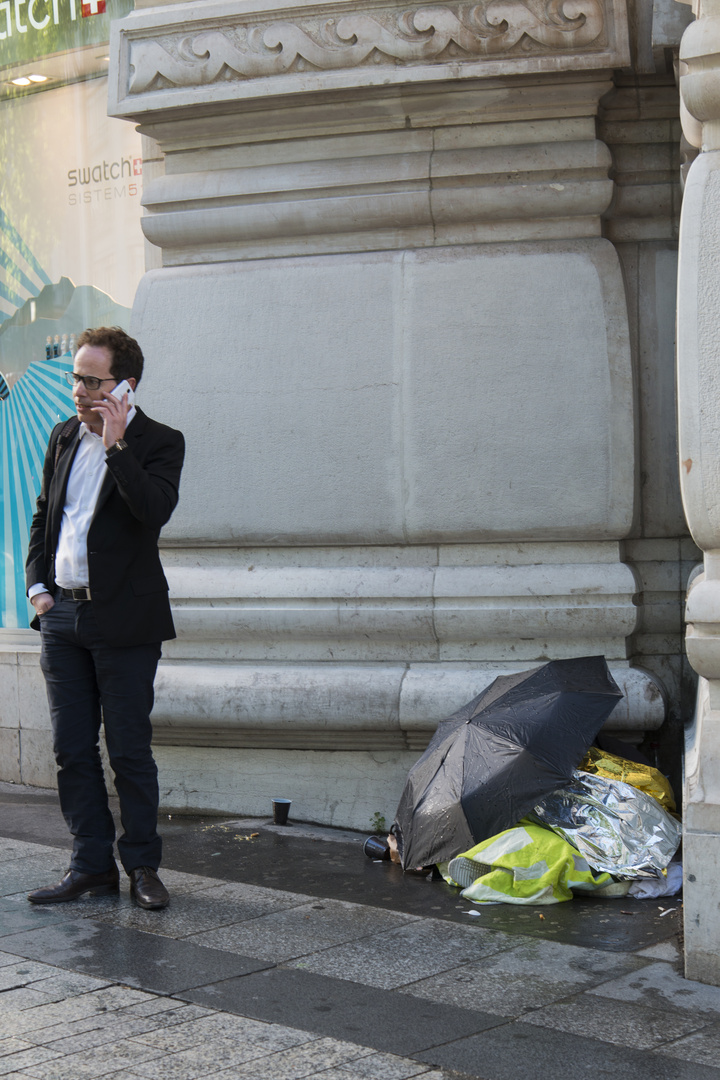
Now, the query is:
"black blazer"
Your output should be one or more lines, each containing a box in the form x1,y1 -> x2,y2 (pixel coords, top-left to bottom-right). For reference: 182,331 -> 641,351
26,408 -> 185,647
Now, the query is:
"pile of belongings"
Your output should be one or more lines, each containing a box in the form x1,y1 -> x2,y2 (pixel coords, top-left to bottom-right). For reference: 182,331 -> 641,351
390,656 -> 682,905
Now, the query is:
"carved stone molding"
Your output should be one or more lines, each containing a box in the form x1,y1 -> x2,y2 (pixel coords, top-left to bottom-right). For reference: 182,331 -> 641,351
140,130 -> 613,261
685,573 -> 720,679
160,550 -> 639,663
679,11 -> 720,151
129,2 -> 607,92
598,78 -> 682,243
148,659 -> 665,750
109,0 -> 630,118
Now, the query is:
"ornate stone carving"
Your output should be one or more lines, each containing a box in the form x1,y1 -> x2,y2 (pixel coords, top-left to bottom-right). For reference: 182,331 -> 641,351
127,0 -> 607,94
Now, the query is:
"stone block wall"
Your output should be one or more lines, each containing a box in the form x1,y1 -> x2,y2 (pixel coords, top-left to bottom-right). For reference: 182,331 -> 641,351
0,0 -> 698,840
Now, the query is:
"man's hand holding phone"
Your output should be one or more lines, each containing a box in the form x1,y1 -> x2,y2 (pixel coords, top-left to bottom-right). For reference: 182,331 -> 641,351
94,380 -> 135,449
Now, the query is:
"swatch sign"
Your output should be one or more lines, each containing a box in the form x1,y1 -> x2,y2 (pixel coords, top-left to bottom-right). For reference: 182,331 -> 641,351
0,0 -> 133,66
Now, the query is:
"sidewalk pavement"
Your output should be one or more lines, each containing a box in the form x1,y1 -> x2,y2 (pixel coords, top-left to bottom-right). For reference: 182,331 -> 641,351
1,782 -> 719,1080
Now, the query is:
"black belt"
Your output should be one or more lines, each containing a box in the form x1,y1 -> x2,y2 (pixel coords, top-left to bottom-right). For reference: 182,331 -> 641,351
58,587 -> 92,601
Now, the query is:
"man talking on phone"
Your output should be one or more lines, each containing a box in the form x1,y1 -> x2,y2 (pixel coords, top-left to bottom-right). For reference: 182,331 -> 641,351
25,327 -> 185,910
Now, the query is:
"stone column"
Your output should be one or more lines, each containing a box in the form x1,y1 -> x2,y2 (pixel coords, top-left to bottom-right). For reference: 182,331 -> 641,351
676,0 -> 720,985
98,0 -> 669,828
598,2 -> 701,798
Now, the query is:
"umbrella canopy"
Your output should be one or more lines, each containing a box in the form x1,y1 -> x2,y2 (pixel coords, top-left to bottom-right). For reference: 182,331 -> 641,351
392,656 -> 623,870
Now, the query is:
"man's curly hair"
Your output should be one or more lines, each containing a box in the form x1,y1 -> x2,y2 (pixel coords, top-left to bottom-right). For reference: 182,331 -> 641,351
76,327 -> 144,385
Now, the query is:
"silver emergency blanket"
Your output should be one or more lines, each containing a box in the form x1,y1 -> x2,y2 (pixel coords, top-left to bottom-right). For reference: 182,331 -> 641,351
531,770 -> 681,878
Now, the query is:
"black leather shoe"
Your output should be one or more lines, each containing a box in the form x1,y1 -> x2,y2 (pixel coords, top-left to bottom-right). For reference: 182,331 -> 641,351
129,867 -> 169,909
27,866 -> 119,904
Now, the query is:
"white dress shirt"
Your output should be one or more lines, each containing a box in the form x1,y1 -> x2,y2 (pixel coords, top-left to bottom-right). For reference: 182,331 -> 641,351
28,409 -> 136,598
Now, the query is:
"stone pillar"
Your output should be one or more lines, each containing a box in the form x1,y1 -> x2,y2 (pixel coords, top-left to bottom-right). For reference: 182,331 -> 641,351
598,44 -> 700,801
676,0 -> 720,985
99,0 -> 670,828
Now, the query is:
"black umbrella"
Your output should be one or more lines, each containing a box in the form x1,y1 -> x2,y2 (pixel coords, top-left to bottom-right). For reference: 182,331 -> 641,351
392,656 -> 623,870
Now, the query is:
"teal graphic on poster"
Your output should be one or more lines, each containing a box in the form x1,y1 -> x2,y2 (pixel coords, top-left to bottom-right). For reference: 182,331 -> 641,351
0,355 -> 75,628
0,205 -> 75,628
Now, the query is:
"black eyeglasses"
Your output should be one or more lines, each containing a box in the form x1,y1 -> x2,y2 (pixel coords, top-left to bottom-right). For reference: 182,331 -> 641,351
64,371 -> 115,392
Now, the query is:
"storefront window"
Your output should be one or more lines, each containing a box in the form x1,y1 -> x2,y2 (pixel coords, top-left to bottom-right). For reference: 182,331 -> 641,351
0,0 -> 142,627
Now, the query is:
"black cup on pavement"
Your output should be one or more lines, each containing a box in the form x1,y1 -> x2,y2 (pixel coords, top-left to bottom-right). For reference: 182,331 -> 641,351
272,798 -> 292,825
363,835 -> 390,860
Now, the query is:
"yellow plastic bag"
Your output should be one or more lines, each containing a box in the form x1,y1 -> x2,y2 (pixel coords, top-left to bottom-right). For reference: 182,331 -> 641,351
580,746 -> 676,814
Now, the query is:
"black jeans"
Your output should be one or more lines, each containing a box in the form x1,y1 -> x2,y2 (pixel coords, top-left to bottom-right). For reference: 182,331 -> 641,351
39,596 -> 162,875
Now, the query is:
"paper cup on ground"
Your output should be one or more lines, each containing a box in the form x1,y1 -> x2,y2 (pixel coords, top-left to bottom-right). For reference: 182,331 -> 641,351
363,836 -> 390,860
272,798 -> 291,825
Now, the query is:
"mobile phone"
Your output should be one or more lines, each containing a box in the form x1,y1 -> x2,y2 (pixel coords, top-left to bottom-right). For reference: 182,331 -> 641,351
111,379 -> 135,406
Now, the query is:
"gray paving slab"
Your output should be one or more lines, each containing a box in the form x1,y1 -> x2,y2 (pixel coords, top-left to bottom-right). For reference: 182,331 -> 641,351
0,1038 -> 35,1058
636,938 -> 683,964
120,1052 -> 233,1080
308,1073 -> 447,1080
84,880 -> 312,938
309,1068 -> 422,1079
66,1036 -> 367,1080
423,892 -> 682,952
0,853 -> 70,897
522,991 -> 711,1049
107,994 -> 216,1020
178,966 -> 506,1057
53,1075 -> 141,1080
53,982 -> 155,1012
0,899 -> 81,936
0,785 -> 74,852
0,868 -> 231,920
189,898 -> 419,963
197,880 -> 315,908
0,986 -> 60,1011
397,936 -> 647,1017
287,918 -> 521,990
26,1038 -> 167,1079
21,968 -> 112,1000
0,948 -> 36,967
1,1075 -> 48,1080
588,960 -> 720,1018
0,838 -> 56,861
656,1022 -> 720,1067
192,1036 -> 372,1080
229,819 -> 369,845
35,1017 -> 182,1056
0,1045 -> 62,1077
0,920 -> 274,995
0,960 -> 111,1005
133,1012 -> 314,1054
307,1052 -> 434,1079
415,1021 -> 720,1080
35,1074 -> 128,1080
155,868 -> 243,894
0,959 -> 67,989
0,994 -> 121,1039
139,1035 -> 311,1077
27,1001 -> 214,1049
